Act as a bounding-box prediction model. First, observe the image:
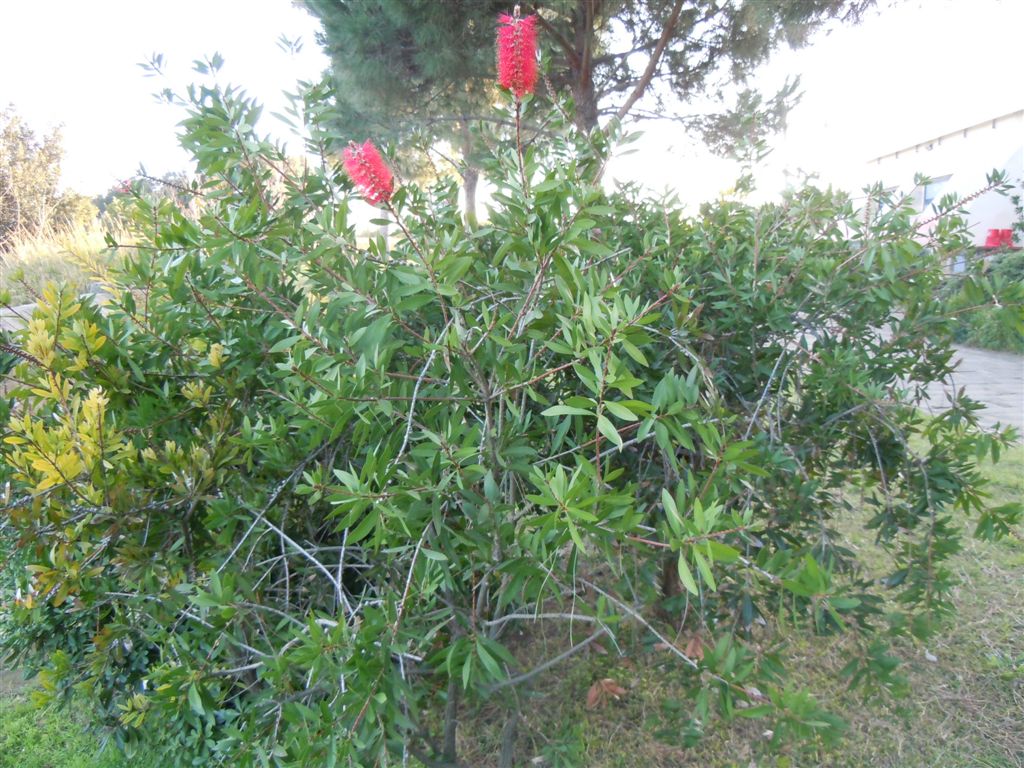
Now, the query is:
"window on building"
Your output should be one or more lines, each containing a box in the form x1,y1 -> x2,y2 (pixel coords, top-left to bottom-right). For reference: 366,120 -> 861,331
922,174 -> 952,208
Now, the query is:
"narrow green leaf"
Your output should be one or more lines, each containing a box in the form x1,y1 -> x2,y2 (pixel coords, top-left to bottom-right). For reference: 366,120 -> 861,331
596,414 -> 623,448
268,335 -> 301,354
828,597 -> 861,610
604,401 -> 639,421
187,683 -> 205,716
677,552 -> 698,596
620,338 -> 648,366
662,488 -> 682,535
706,540 -> 740,563
542,404 -> 592,417
694,550 -> 716,591
693,498 -> 706,531
566,519 -> 586,552
346,511 -> 378,544
735,704 -> 773,718
476,640 -> 503,680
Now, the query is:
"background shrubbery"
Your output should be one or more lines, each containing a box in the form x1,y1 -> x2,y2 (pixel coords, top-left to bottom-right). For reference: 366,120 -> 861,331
1,65 -> 1021,768
1,108 -> 98,248
940,248 -> 1024,353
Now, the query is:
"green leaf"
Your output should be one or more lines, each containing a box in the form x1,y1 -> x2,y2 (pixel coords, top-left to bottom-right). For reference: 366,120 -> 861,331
693,498 -> 706,531
604,401 -> 639,421
693,550 -> 716,591
542,404 -> 592,417
662,488 -> 682,535
187,683 -> 205,716
706,540 -> 740,563
828,597 -> 861,610
677,552 -> 698,596
346,511 -> 378,544
476,640 -> 503,681
735,704 -> 773,718
269,335 -> 301,354
566,519 -> 586,552
596,414 -> 623,448
619,338 -> 648,366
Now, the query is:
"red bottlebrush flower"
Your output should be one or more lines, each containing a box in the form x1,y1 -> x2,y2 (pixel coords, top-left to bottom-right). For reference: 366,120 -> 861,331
497,12 -> 538,99
343,140 -> 394,206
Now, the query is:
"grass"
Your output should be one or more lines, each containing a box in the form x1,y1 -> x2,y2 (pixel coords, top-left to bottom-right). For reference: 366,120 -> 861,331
451,446 -> 1024,767
0,225 -> 111,306
0,684 -> 138,768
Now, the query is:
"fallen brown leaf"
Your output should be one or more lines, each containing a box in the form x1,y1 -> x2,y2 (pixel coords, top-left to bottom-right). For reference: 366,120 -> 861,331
684,634 -> 705,661
585,678 -> 628,710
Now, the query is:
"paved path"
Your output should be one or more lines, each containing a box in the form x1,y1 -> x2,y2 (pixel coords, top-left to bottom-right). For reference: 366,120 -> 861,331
922,345 -> 1024,435
0,303 -> 35,332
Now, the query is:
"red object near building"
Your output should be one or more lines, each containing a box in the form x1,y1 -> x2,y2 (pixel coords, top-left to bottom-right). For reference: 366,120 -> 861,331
984,229 -> 1014,248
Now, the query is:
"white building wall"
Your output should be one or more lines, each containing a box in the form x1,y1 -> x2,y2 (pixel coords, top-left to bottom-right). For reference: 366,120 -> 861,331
865,110 -> 1023,246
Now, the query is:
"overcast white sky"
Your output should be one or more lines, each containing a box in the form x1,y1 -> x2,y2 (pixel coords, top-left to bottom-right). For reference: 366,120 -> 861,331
2,0 -> 1021,204
618,0 -> 1024,204
2,0 -> 327,194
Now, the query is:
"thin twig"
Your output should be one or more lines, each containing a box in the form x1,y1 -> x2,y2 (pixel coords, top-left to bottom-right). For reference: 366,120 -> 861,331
484,628 -> 607,693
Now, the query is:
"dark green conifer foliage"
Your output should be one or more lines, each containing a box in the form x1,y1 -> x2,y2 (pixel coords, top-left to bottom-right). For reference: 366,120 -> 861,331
302,0 -> 506,223
301,0 -> 874,217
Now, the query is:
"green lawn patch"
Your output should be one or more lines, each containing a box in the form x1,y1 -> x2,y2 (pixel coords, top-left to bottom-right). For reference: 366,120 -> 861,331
0,693 -> 137,768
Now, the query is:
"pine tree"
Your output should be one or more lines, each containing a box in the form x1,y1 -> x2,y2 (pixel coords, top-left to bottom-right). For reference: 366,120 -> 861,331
301,0 -> 504,223
301,0 -> 873,217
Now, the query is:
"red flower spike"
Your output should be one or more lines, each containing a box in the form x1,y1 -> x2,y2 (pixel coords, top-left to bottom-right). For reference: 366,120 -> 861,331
497,12 -> 538,99
343,140 -> 394,206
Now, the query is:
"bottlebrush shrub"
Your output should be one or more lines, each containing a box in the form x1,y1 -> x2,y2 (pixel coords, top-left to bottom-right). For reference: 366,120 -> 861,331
1,80 -> 1020,768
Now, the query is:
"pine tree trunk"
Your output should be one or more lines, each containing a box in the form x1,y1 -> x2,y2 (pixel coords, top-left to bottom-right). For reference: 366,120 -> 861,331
463,166 -> 479,229
570,0 -> 601,132
460,122 -> 478,228
573,81 -> 600,132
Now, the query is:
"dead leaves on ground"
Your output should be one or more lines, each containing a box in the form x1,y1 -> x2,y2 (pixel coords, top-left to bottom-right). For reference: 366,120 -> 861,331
585,635 -> 705,710
586,678 -> 628,710
654,634 -> 705,662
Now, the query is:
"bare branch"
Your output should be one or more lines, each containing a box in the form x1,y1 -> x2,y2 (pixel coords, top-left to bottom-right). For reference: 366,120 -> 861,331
616,0 -> 686,123
484,628 -> 607,693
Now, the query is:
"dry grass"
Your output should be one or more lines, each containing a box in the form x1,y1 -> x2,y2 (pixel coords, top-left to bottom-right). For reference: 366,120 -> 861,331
0,225 -> 113,305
